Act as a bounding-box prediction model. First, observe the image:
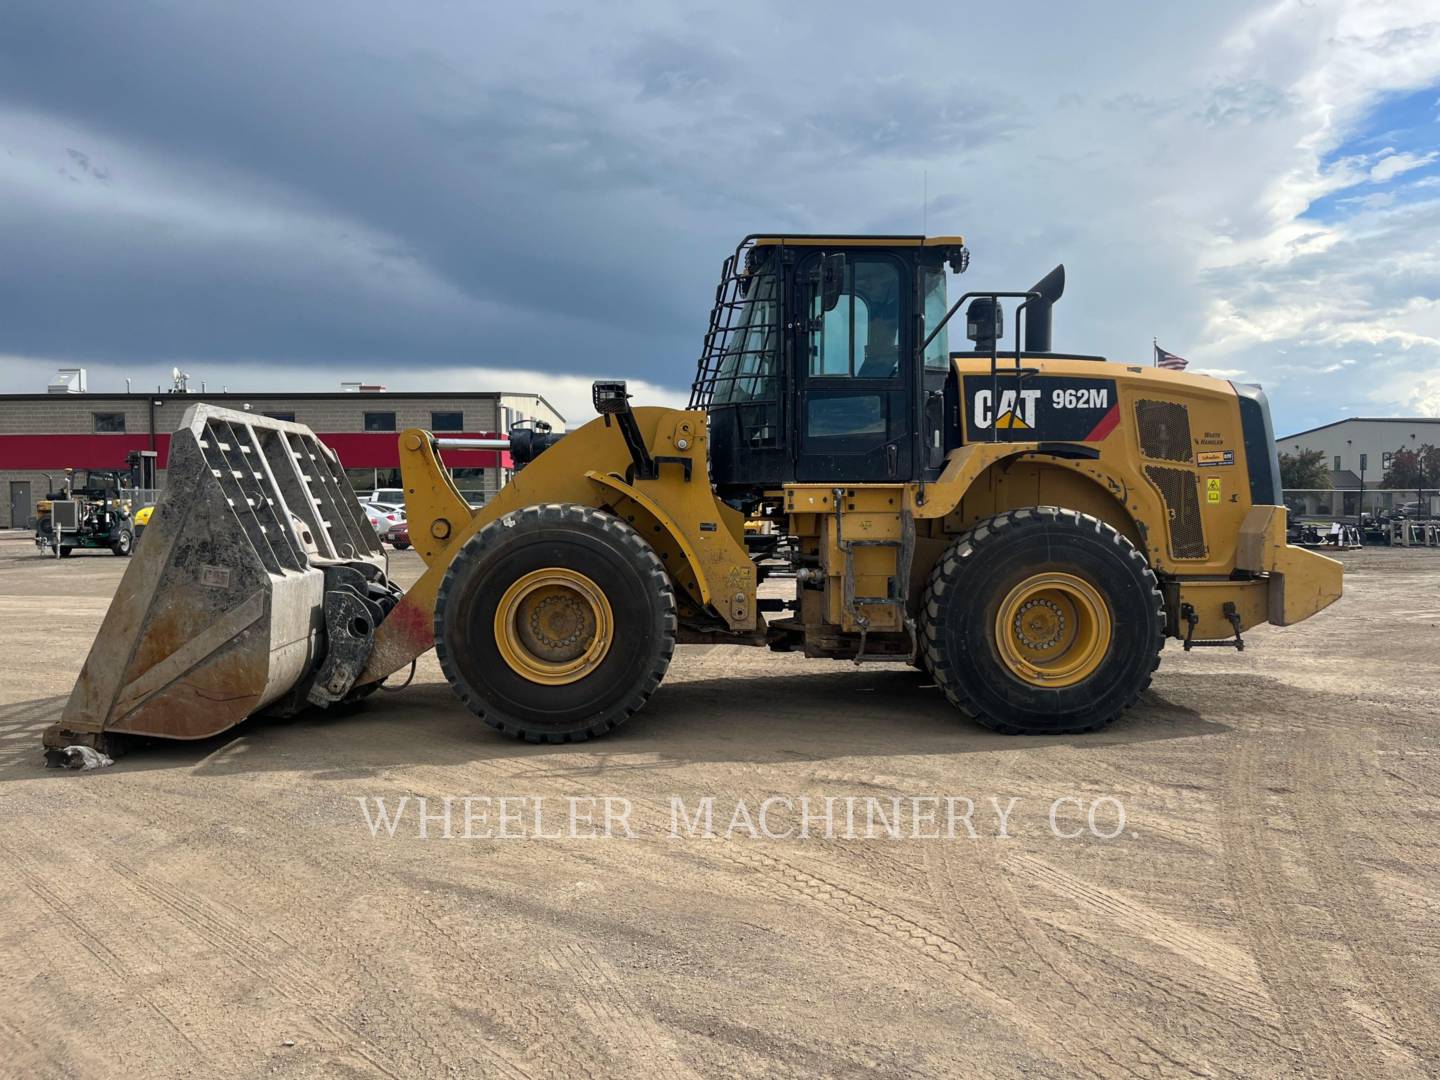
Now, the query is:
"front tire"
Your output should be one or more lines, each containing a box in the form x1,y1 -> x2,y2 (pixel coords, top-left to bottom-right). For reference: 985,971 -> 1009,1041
921,507 -> 1164,735
111,529 -> 134,556
434,503 -> 677,742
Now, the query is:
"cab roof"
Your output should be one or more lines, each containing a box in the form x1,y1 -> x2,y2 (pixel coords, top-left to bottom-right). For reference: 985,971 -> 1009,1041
749,234 -> 965,248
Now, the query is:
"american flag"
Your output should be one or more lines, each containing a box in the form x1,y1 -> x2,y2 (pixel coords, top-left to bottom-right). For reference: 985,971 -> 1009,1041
1154,344 -> 1189,371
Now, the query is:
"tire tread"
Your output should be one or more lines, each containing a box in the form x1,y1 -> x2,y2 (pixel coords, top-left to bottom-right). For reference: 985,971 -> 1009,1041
434,503 -> 677,743
919,506 -> 1165,735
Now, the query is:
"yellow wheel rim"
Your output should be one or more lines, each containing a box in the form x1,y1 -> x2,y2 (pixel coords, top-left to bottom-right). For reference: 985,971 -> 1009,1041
494,568 -> 613,685
994,572 -> 1111,688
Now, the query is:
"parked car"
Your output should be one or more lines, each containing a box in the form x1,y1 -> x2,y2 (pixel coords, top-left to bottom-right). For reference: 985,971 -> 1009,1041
360,488 -> 405,507
389,519 -> 411,550
1395,500 -> 1435,519
361,501 -> 408,545
360,503 -> 387,534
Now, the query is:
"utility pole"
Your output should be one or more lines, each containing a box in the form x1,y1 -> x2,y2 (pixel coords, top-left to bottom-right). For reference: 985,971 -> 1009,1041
1353,455 -> 1365,544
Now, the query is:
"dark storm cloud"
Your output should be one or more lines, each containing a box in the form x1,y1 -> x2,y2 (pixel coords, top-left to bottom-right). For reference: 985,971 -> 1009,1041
0,1 -> 1027,387
0,4 -> 696,349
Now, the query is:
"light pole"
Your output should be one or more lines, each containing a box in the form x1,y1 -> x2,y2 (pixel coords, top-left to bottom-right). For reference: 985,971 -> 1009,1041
1358,453 -> 1366,535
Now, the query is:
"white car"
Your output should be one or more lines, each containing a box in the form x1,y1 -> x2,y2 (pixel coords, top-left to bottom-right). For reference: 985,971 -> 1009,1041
361,502 -> 407,544
360,488 -> 405,506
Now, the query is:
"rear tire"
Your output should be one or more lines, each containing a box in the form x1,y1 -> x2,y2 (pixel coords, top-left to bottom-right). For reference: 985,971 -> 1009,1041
921,507 -> 1163,735
434,503 -> 677,742
59,546 -> 73,558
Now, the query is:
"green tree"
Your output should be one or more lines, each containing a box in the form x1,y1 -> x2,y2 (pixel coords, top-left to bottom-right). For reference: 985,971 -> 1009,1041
1382,443 -> 1440,493
1278,448 -> 1330,490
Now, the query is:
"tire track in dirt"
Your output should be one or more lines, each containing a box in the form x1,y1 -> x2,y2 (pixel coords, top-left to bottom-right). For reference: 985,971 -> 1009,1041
327,751 -> 668,1077
10,793 -> 543,1080
0,834 -> 209,1074
12,824 -> 427,1079
441,758 -> 1193,1077
102,858 -> 439,1080
1004,851 -> 1273,1018
401,754 -> 972,1076
925,842 -> 1220,1079
1289,734 -> 1436,1071
699,838 -> 1141,1080
0,1008 -> 72,1080
1220,738 -> 1386,1077
410,768 -> 1114,1078
1035,924 -> 1297,1055
542,943 -> 703,1080
279,778 -> 626,1079
221,812 -> 593,1080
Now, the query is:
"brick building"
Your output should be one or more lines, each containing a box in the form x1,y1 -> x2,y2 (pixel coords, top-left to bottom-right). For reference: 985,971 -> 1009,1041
0,389 -> 564,529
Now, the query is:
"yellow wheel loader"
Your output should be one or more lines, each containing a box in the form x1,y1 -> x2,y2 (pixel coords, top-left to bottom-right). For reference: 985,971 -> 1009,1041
43,234 -> 1343,758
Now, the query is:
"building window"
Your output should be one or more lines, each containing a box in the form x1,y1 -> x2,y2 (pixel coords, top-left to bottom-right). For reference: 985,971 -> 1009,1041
451,468 -> 489,506
264,410 -> 296,422
1333,455 -> 1341,471
431,410 -> 464,432
364,411 -> 397,432
93,412 -> 126,433
345,468 -> 377,493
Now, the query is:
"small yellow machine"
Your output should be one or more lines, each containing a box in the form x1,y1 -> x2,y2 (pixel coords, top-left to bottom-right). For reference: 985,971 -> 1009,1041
46,235 -> 1341,756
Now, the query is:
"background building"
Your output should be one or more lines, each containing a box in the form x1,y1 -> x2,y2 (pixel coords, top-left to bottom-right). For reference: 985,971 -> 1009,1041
1,388 -> 564,529
1279,416 -> 1440,517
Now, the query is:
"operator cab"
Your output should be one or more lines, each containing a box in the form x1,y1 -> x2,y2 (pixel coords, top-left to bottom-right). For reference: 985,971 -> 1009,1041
692,234 -> 1071,507
691,235 -> 970,503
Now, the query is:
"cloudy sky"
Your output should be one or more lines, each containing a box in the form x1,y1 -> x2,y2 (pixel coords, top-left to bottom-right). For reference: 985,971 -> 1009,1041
2,0 -> 1439,434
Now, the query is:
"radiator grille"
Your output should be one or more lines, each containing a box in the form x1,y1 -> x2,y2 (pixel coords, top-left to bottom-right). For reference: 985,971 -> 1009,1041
1144,465 -> 1207,559
1135,399 -> 1193,462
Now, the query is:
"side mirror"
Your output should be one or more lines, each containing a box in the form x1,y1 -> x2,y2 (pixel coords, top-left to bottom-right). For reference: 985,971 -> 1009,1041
819,253 -> 846,313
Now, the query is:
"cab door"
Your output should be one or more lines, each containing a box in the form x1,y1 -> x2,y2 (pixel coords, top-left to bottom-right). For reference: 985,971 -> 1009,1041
794,252 -> 914,483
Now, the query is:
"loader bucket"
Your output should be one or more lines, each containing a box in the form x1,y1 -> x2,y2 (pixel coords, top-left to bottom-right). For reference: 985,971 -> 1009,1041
44,404 -> 399,756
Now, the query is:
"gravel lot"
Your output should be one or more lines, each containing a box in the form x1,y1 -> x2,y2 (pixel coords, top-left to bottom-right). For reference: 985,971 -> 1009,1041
2,530 -> 1438,1078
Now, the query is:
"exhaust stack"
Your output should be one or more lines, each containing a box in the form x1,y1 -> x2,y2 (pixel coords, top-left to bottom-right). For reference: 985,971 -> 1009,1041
1024,264 -> 1066,353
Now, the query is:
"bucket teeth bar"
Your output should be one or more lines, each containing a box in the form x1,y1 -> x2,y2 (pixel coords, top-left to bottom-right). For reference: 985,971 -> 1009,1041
44,404 -> 397,756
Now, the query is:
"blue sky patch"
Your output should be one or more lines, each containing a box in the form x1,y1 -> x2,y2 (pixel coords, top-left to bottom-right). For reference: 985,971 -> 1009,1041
1303,83 -> 1440,223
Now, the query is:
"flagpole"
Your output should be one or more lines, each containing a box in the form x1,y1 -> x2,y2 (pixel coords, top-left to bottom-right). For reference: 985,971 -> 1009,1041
1152,337 -> 1157,367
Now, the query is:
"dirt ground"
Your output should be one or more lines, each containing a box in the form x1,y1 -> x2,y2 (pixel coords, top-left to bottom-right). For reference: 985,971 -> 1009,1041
1,531 -> 1438,1079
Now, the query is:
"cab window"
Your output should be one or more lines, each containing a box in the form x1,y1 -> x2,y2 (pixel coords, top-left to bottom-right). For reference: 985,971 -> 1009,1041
922,268 -> 949,370
809,257 -> 902,379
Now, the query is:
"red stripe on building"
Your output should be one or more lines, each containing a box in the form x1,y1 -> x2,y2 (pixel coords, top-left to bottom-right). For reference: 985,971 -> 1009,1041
0,433 -> 510,471
1083,404 -> 1120,442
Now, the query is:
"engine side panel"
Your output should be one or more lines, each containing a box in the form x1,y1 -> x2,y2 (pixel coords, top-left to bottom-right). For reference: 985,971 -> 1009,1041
948,358 -> 1264,579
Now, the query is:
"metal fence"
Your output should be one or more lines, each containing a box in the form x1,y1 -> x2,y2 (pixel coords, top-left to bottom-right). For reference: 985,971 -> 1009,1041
1283,487 -> 1439,521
